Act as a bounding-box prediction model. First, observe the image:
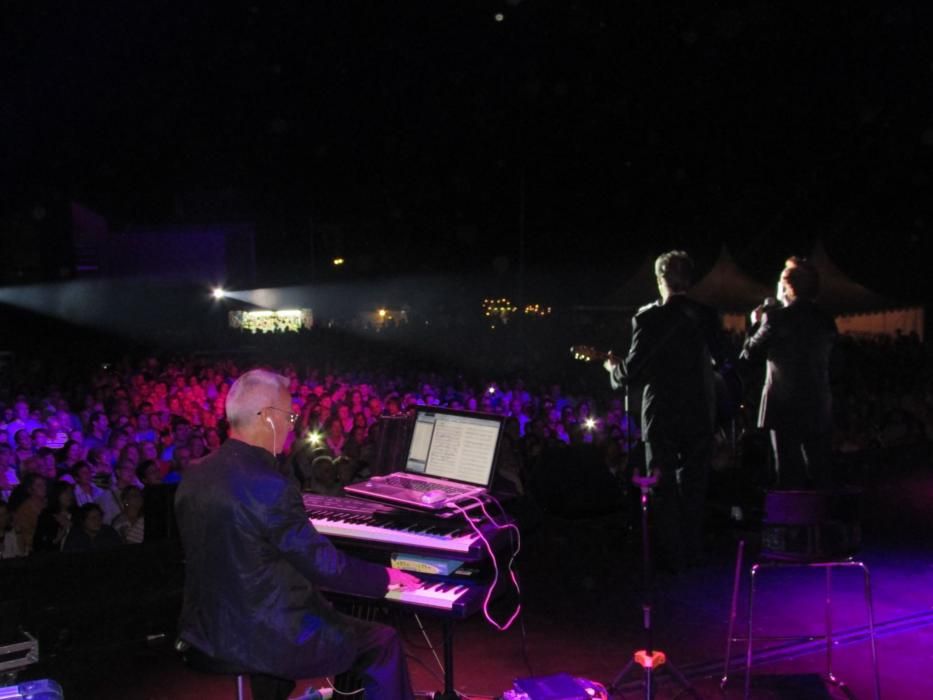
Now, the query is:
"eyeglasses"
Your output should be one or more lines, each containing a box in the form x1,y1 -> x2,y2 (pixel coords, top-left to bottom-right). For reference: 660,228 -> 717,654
259,407 -> 299,425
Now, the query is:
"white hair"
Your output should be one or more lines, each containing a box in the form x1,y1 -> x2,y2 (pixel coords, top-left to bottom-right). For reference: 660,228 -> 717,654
225,369 -> 290,428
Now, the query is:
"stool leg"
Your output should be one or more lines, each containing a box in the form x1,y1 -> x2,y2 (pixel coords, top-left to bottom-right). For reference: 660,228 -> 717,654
744,563 -> 759,700
721,539 -> 745,689
825,567 -> 835,683
860,563 -> 882,700
236,674 -> 245,700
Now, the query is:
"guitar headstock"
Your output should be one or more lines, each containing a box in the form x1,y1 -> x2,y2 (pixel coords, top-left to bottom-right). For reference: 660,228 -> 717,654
570,345 -> 611,363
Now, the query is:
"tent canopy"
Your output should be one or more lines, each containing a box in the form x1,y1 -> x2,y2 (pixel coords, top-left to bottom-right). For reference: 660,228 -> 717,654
689,246 -> 771,312
808,240 -> 892,315
605,255 -> 658,310
607,246 -> 769,313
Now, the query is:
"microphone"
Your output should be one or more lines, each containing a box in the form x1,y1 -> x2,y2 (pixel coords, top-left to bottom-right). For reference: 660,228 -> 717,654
750,297 -> 778,326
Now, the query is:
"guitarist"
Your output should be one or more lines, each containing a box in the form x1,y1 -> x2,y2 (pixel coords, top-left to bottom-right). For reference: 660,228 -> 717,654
604,250 -> 728,572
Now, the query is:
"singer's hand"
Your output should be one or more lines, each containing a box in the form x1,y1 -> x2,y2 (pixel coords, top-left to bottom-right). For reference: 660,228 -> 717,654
751,297 -> 780,326
603,357 -> 618,374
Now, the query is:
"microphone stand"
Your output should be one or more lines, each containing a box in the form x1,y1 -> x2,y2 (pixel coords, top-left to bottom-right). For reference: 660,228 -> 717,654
607,377 -> 698,700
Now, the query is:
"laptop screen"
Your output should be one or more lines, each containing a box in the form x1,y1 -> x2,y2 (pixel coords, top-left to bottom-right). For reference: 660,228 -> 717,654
404,407 -> 504,487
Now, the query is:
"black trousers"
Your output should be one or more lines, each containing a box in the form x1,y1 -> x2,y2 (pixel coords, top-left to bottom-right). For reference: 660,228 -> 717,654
252,617 -> 413,700
332,617 -> 415,700
250,674 -> 296,700
645,432 -> 713,571
770,429 -> 832,489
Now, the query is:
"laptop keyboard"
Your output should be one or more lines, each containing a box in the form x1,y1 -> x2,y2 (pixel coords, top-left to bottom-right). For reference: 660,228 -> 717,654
384,476 -> 469,495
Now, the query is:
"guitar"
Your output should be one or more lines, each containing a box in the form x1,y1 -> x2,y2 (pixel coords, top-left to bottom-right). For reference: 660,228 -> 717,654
570,346 -> 627,390
569,345 -> 620,365
570,345 -> 743,426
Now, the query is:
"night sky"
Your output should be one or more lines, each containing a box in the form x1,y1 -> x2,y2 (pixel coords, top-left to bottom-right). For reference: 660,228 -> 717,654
4,1 -> 933,300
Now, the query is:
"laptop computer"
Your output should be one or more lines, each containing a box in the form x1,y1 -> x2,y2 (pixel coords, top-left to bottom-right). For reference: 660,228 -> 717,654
344,406 -> 505,510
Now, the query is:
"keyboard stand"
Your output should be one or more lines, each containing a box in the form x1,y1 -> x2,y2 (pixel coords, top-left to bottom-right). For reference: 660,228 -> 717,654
434,619 -> 458,700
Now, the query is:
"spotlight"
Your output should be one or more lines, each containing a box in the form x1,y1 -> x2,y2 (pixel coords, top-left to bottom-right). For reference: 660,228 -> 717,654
333,258 -> 345,266
307,431 -> 323,446
584,417 -> 597,431
212,287 -> 226,300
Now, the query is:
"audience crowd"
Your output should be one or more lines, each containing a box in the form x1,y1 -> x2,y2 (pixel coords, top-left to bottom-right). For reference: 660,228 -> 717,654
0,329 -> 928,560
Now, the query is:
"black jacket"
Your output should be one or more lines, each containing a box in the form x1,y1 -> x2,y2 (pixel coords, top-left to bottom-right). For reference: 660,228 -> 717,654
741,299 -> 837,435
175,439 -> 389,679
622,295 -> 724,443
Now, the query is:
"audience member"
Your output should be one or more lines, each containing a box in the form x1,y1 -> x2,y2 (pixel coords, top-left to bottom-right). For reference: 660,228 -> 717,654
0,500 -> 24,558
13,429 -> 33,466
33,481 -> 77,553
112,486 -> 145,544
162,446 -> 192,484
97,460 -> 142,525
160,418 -> 191,462
83,411 -> 110,450
10,473 -> 48,555
72,462 -> 105,506
0,445 -> 18,501
136,460 -> 162,487
6,400 -> 42,444
58,440 -> 84,475
63,503 -> 123,552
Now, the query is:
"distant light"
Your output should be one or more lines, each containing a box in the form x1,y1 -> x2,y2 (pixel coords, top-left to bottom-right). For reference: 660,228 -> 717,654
488,386 -> 496,395
307,431 -> 323,446
212,287 -> 226,300
584,417 -> 597,431
241,309 -> 303,318
494,13 -> 504,22
378,308 -> 387,318
333,258 -> 345,266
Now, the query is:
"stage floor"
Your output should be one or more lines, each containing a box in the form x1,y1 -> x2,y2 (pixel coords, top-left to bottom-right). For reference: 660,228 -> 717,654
19,467 -> 933,700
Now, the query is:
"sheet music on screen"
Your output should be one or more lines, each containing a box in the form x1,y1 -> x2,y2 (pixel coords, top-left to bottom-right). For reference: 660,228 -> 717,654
405,410 -> 501,485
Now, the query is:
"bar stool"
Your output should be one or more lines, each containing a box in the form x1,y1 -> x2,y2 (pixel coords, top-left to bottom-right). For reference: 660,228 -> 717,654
721,490 -> 881,700
176,639 -> 299,700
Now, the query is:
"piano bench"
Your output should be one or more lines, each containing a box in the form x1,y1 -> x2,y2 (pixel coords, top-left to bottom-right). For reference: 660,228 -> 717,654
175,639 -> 295,700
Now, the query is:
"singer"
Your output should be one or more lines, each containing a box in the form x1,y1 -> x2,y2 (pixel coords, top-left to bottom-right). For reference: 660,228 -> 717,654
740,257 -> 837,488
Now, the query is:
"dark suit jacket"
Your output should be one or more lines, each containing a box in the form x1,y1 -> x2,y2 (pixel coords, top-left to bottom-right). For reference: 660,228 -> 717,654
622,295 -> 724,444
741,300 -> 837,435
175,439 -> 389,679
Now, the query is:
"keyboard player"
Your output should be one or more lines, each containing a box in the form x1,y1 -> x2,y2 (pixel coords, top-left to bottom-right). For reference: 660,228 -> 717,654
175,369 -> 421,700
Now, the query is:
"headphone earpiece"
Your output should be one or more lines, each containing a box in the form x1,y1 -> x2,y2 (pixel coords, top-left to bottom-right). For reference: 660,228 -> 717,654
266,417 -> 274,427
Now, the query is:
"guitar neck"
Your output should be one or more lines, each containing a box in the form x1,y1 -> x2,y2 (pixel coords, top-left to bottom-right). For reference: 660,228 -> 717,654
570,346 -> 617,364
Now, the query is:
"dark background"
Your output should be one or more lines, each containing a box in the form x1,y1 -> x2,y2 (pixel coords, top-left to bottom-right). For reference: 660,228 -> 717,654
3,1 -> 933,300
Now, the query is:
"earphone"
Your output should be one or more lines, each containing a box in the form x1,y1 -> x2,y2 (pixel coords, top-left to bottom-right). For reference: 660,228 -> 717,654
266,416 -> 278,457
